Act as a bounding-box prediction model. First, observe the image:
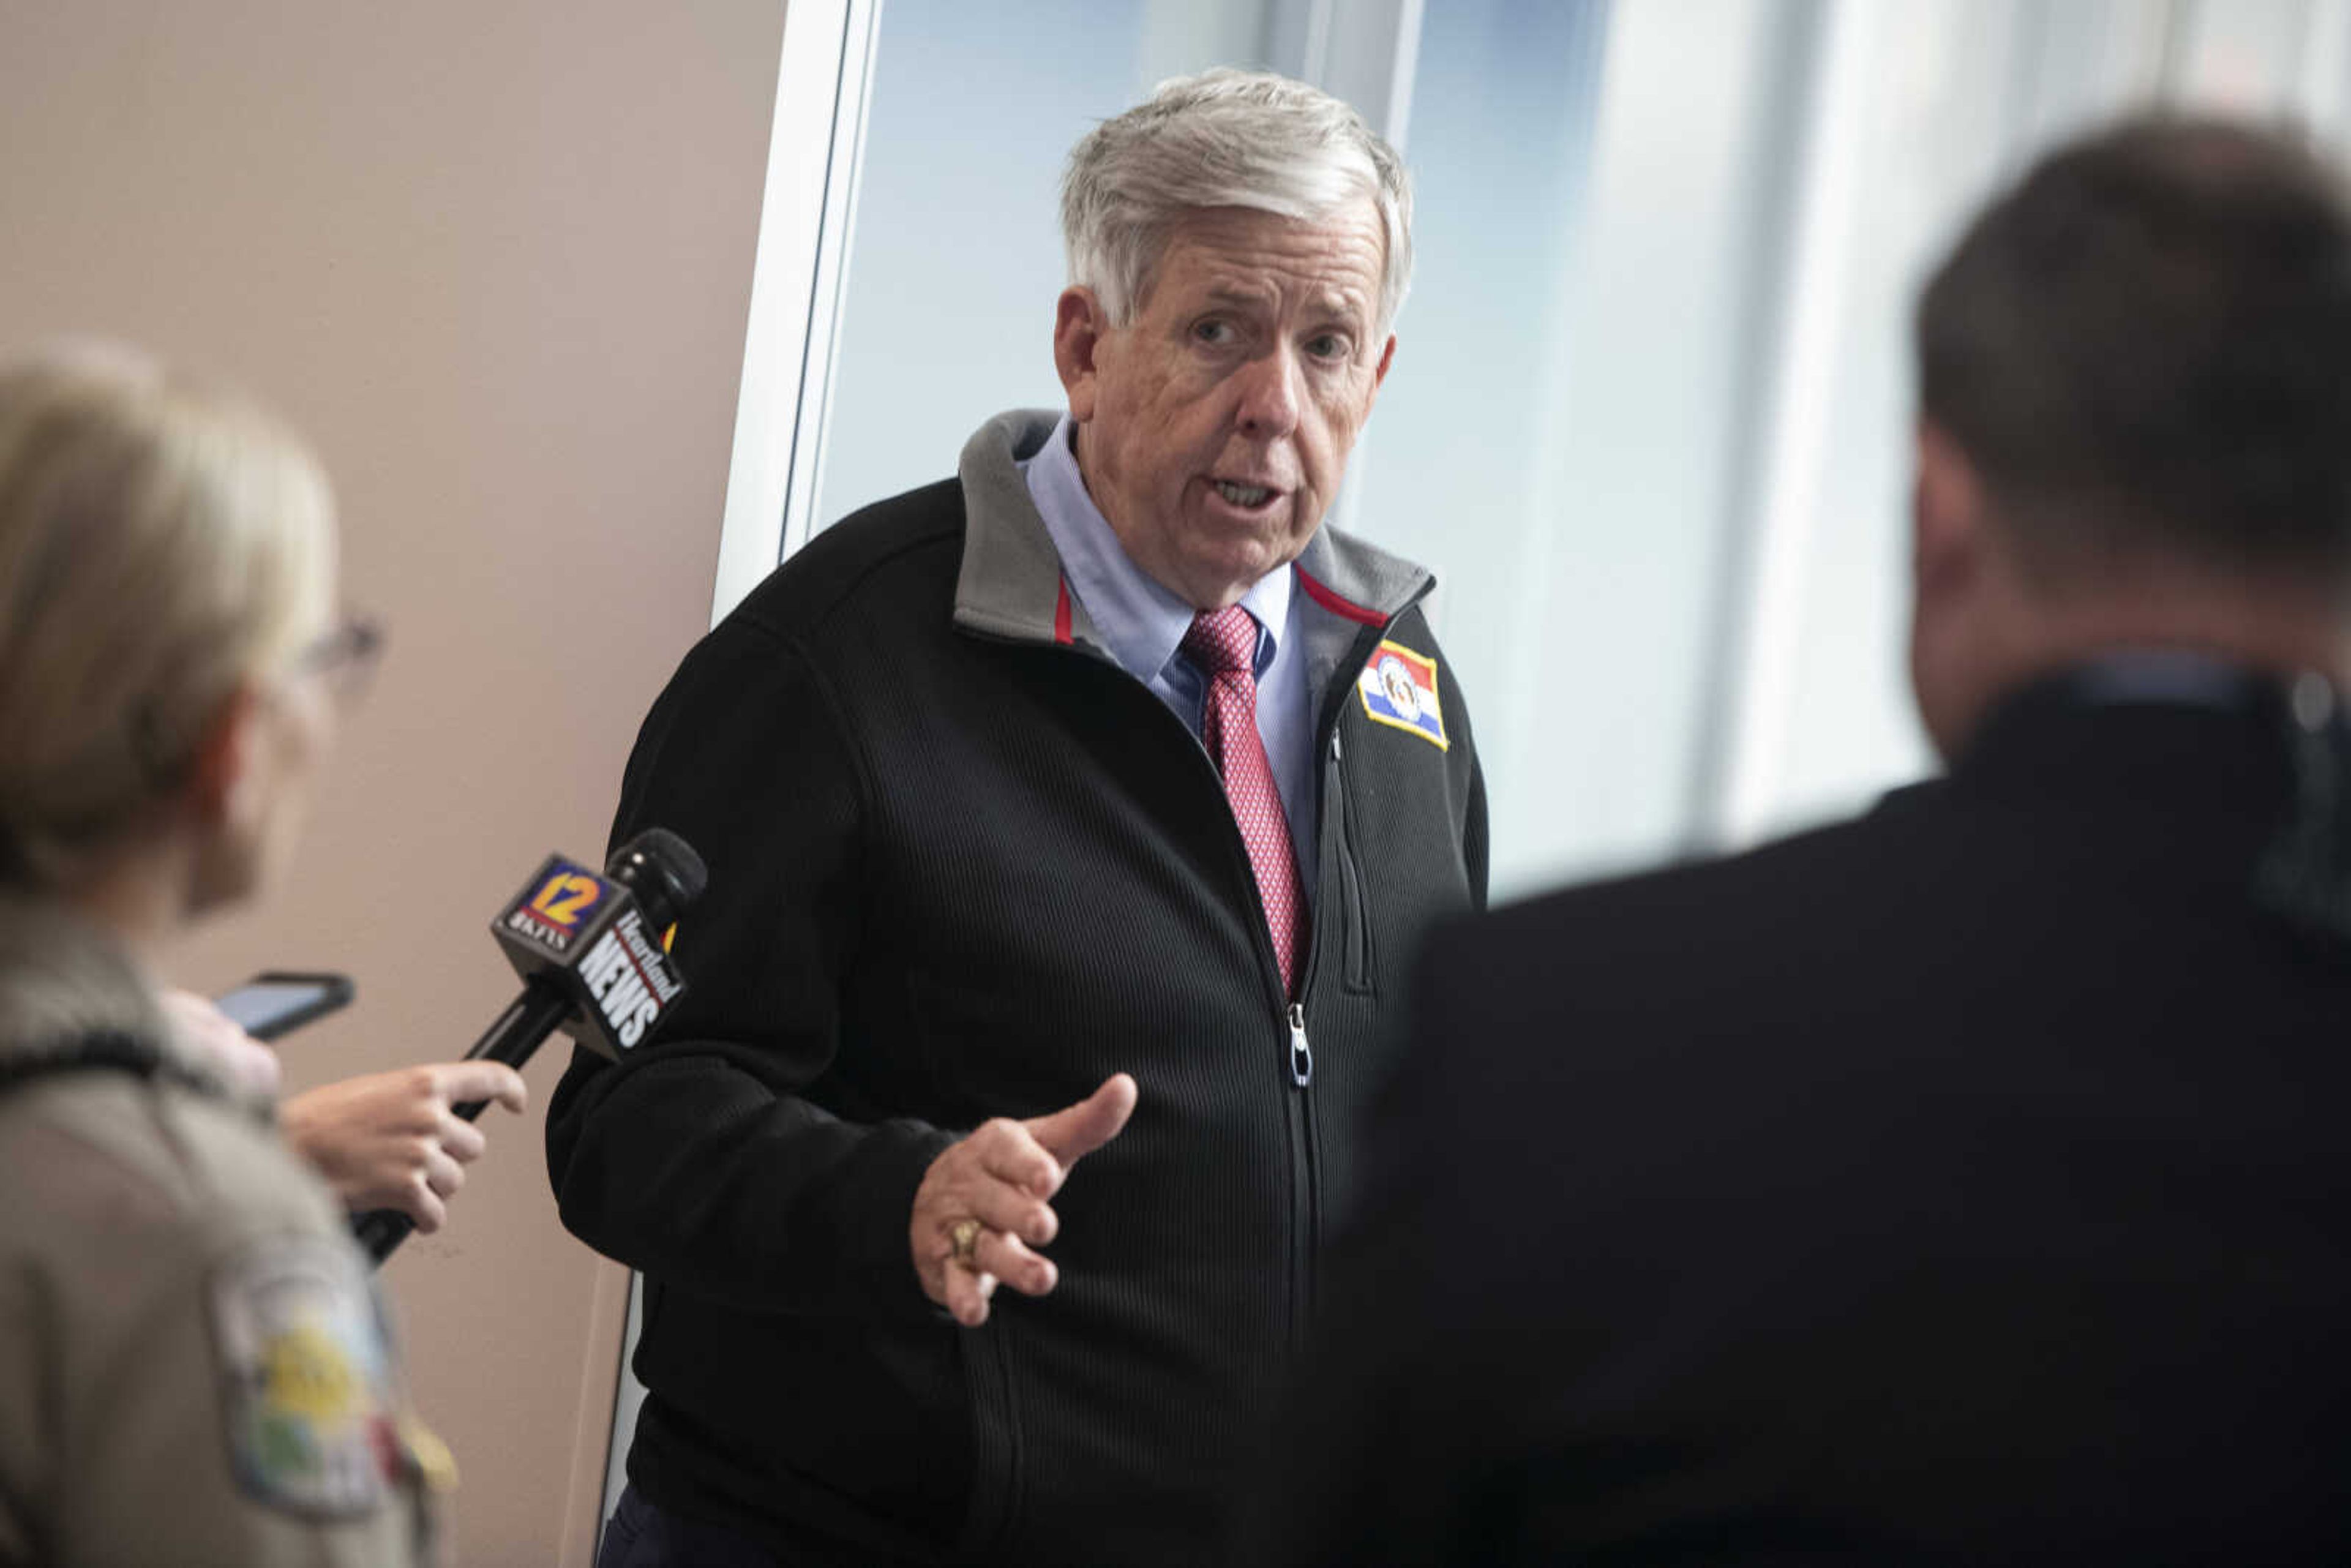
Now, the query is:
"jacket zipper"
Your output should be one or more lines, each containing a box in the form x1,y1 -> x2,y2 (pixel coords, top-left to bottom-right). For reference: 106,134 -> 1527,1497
1284,996 -> 1316,1350
1283,624 -> 1417,1344
1281,718 -> 1357,1347
1329,729 -> 1373,990
1032,627 -> 1392,1354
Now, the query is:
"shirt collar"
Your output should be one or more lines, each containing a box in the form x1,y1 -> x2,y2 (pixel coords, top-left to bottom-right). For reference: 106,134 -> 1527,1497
1022,413 -> 1292,681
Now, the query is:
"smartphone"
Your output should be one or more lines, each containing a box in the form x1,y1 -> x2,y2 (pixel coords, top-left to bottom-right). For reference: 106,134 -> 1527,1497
210,971 -> 356,1043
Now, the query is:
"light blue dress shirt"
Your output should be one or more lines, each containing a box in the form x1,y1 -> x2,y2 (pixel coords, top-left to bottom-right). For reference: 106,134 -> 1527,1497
1020,414 -> 1321,897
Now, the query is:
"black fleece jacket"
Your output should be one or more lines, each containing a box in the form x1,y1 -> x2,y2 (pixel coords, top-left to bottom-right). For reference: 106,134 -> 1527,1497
546,411 -> 1487,1567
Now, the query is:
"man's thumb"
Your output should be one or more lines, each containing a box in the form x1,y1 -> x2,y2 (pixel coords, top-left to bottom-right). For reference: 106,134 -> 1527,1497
1027,1073 -> 1138,1163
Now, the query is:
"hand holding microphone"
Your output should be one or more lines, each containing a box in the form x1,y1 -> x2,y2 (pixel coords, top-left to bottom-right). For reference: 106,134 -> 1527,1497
284,1061 -> 528,1231
163,987 -> 529,1229
353,827 -> 707,1264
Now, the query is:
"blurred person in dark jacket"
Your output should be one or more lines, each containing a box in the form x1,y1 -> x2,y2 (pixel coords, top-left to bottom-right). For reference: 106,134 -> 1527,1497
1264,116 -> 2351,1565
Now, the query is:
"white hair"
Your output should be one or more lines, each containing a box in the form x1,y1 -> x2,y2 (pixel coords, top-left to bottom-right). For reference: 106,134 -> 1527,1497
1060,68 -> 1414,335
0,346 -> 336,889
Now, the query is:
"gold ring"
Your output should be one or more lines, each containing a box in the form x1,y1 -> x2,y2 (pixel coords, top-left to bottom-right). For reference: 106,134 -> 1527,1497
948,1218 -> 983,1269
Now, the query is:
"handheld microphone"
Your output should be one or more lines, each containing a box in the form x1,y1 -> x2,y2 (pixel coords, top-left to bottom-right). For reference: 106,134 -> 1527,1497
354,827 -> 707,1265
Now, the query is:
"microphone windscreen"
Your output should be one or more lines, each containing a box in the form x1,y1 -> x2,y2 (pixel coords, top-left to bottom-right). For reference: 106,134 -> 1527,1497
606,828 -> 707,932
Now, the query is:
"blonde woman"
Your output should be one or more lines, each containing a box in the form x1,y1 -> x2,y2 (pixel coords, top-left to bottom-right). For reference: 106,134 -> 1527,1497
0,348 -> 442,1565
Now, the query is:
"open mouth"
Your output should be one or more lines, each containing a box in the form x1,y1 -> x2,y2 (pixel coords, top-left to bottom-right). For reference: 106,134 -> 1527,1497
1212,479 -> 1279,509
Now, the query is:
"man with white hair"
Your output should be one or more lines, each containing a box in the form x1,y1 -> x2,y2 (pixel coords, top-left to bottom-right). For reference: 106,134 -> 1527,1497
548,70 -> 1487,1566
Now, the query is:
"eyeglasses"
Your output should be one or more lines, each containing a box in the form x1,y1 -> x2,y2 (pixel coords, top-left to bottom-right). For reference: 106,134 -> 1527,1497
289,612 -> 386,701
124,611 -> 387,791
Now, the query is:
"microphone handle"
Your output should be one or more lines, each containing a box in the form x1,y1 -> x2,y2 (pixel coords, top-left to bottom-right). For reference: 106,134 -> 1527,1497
353,981 -> 577,1266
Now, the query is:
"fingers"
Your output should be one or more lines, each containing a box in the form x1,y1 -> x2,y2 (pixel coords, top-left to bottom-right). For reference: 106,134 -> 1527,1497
945,1122 -> 1060,1242
437,1112 -> 488,1164
400,1177 -> 450,1236
912,1083 -> 1138,1324
422,1144 -> 467,1200
432,1060 -> 530,1116
942,1261 -> 998,1327
926,1225 -> 1054,1329
978,1127 -> 1063,1198
964,1180 -> 1056,1247
1024,1073 -> 1139,1164
912,1141 -> 1054,1322
973,1228 -> 1057,1297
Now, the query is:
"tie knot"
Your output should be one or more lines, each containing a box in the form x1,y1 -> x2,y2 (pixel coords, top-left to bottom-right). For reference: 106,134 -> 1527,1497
1183,606 -> 1259,678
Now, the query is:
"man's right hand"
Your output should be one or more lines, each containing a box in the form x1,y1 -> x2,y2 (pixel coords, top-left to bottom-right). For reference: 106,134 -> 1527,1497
911,1073 -> 1139,1327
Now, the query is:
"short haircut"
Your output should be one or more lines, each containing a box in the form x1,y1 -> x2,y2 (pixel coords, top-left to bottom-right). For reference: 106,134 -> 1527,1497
0,346 -> 337,889
1916,117 -> 2351,576
1060,67 -> 1414,336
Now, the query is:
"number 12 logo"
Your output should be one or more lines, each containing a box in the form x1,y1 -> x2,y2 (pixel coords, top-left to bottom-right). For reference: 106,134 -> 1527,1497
528,871 -> 605,929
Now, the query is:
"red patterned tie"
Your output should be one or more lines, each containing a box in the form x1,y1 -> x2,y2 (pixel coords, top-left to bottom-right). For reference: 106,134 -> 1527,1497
1184,606 -> 1309,997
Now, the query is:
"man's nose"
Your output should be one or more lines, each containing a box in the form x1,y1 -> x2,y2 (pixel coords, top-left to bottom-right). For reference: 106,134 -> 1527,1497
1234,346 -> 1302,441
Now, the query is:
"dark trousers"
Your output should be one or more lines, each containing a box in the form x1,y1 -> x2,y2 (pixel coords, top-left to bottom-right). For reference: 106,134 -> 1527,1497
599,1485 -> 781,1568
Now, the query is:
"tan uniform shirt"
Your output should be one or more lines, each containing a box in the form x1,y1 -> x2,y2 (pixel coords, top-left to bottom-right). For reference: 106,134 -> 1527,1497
0,906 -> 440,1567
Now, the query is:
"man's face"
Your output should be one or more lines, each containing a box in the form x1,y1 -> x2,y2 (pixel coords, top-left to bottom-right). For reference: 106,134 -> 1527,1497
1056,201 -> 1396,610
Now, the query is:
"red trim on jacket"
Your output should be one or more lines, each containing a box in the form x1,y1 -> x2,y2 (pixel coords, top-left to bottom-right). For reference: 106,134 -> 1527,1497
1054,579 -> 1074,645
1295,567 -> 1386,627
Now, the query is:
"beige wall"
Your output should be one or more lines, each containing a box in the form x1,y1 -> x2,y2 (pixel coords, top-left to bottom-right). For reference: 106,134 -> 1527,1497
0,4 -> 786,1561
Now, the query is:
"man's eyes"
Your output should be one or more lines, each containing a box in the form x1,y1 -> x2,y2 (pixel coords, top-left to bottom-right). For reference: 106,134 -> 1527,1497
1188,320 -> 1354,361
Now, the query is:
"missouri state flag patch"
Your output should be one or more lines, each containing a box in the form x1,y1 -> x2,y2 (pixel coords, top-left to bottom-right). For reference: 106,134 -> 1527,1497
1357,640 -> 1448,751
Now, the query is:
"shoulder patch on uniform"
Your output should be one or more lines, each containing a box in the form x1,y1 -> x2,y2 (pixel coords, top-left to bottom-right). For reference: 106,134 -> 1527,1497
1356,640 -> 1448,751
208,1235 -> 399,1519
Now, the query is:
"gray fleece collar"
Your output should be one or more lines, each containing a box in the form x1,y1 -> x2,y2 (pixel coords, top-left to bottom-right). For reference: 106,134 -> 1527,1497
953,409 -> 1433,650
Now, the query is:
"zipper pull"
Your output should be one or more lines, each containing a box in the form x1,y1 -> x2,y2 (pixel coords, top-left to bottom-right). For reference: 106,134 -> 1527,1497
1330,729 -> 1344,762
1287,1002 -> 1313,1087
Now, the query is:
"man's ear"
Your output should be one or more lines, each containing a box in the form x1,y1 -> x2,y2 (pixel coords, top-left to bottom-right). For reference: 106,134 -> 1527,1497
182,682 -> 263,831
1054,287 -> 1110,422
1352,332 -> 1398,430
1913,418 -> 1987,607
